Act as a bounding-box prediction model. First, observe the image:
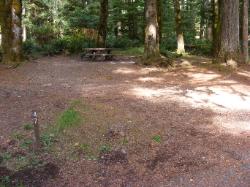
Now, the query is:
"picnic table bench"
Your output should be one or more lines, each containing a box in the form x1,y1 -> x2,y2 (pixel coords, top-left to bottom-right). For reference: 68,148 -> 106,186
81,48 -> 114,61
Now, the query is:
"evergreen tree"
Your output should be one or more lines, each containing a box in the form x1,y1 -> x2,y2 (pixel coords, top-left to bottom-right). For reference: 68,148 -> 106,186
216,0 -> 241,63
0,0 -> 22,66
144,0 -> 160,59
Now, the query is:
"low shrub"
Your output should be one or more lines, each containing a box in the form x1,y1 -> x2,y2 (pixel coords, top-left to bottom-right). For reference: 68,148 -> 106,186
187,40 -> 212,56
31,24 -> 57,46
107,35 -> 142,48
161,38 -> 212,56
161,37 -> 177,51
22,39 -> 42,56
23,35 -> 96,56
63,35 -> 95,54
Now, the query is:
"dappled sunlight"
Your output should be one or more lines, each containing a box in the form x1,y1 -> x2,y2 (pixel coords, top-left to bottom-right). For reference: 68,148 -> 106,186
214,114 -> 250,135
185,86 -> 250,110
219,121 -> 250,135
184,72 -> 221,82
130,87 -> 181,98
127,85 -> 250,135
113,67 -> 165,75
137,77 -> 165,83
178,60 -> 193,67
113,67 -> 138,74
237,70 -> 250,78
127,84 -> 250,112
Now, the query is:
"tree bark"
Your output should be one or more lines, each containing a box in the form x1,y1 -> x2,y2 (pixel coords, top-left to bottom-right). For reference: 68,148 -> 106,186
157,0 -> 162,43
199,0 -> 205,39
212,0 -> 219,56
242,0 -> 249,63
128,0 -> 138,40
144,0 -> 160,59
97,0 -> 109,47
216,0 -> 241,63
173,0 -> 185,54
1,0 -> 22,66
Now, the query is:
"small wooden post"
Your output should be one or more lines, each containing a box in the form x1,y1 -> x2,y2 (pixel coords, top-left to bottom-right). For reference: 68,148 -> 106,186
32,111 -> 41,152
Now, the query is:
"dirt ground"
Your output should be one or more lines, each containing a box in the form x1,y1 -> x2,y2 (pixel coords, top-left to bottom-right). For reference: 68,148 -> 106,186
0,55 -> 250,187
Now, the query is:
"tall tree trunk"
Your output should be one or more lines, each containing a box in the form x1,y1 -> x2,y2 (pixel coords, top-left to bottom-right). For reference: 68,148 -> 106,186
144,0 -> 160,59
97,0 -> 108,47
116,21 -> 122,37
1,0 -> 22,66
216,0 -> 241,63
212,0 -> 219,56
200,0 -> 205,39
173,0 -> 185,54
157,0 -> 162,43
128,0 -> 138,40
206,22 -> 213,41
242,0 -> 249,63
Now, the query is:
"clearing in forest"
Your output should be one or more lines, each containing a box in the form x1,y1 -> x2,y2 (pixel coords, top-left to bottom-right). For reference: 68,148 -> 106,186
0,56 -> 250,186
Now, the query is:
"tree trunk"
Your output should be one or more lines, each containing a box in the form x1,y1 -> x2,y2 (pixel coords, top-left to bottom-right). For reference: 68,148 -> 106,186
206,22 -> 213,41
97,0 -> 109,47
116,21 -> 122,37
144,0 -> 160,59
216,0 -> 241,63
1,0 -> 22,66
212,0 -> 219,56
200,0 -> 205,39
242,0 -> 249,63
128,0 -> 138,40
173,0 -> 185,54
157,0 -> 162,43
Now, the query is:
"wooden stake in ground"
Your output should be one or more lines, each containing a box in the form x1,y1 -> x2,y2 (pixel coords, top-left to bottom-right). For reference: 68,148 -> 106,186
32,111 -> 41,152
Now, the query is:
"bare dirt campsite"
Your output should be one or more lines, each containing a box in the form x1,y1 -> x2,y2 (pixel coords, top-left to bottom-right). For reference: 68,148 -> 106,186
1,0 -> 250,186
0,55 -> 250,186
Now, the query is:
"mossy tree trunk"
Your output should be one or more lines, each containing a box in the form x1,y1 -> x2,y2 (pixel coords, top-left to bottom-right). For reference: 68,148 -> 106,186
216,0 -> 241,63
1,0 -> 23,66
173,0 -> 185,54
97,0 -> 109,47
242,0 -> 249,63
144,0 -> 160,59
157,0 -> 162,43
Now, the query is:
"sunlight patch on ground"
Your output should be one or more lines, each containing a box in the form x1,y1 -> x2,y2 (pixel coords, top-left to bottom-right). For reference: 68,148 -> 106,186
237,70 -> 250,78
185,86 -> 250,111
127,85 -> 250,112
220,121 -> 250,134
113,68 -> 137,74
137,77 -> 165,83
214,115 -> 250,135
113,67 -> 165,75
184,72 -> 221,82
130,87 -> 182,98
127,86 -> 250,135
179,60 -> 193,67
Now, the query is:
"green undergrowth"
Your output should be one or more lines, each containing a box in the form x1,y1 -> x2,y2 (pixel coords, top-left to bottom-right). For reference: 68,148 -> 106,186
0,100 -> 86,175
41,100 -> 86,150
55,108 -> 82,132
47,100 -> 85,134
113,47 -> 144,56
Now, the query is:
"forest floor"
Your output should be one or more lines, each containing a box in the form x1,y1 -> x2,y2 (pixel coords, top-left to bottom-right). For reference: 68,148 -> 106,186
0,55 -> 250,186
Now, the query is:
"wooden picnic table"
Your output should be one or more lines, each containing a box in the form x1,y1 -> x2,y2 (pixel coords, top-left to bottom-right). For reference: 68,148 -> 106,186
81,48 -> 114,61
